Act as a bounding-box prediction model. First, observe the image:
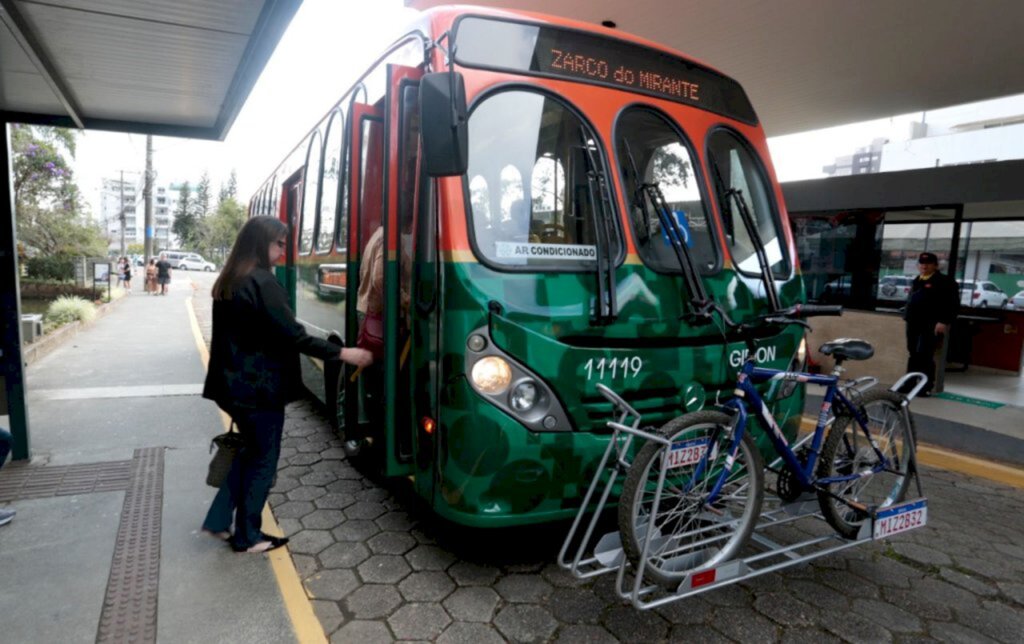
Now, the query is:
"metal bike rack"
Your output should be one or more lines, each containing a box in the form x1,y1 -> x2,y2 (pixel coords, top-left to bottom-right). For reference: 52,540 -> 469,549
560,378 -> 929,610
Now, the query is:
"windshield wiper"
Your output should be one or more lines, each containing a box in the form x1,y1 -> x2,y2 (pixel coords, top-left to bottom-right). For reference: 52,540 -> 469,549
621,140 -> 712,322
578,131 -> 617,324
725,186 -> 781,312
707,158 -> 781,313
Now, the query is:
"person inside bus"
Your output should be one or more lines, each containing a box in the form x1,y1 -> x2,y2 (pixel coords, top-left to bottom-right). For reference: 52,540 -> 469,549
201,216 -> 372,553
346,221 -> 412,454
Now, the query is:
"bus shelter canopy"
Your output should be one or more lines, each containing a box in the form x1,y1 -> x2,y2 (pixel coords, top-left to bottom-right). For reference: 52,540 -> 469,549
0,0 -> 301,139
407,0 -> 1024,137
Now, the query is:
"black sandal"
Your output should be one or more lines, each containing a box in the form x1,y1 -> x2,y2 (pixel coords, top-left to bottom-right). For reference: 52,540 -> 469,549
232,535 -> 289,553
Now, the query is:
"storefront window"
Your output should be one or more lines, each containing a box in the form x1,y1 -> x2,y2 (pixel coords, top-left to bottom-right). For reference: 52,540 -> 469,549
957,221 -> 1024,308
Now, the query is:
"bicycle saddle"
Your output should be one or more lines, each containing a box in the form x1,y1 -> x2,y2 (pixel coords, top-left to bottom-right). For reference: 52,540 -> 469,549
819,338 -> 874,361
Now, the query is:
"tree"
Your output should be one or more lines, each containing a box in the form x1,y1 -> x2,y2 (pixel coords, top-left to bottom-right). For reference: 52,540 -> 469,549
195,171 -> 212,218
205,197 -> 247,261
171,181 -> 197,249
11,124 -> 107,257
218,169 -> 238,205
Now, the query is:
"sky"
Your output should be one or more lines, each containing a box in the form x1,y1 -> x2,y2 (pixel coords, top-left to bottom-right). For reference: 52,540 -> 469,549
70,0 -> 1024,217
73,0 -> 418,217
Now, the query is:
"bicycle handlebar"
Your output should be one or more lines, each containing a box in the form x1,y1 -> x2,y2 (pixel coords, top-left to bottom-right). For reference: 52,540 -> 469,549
697,301 -> 842,336
770,303 -> 843,319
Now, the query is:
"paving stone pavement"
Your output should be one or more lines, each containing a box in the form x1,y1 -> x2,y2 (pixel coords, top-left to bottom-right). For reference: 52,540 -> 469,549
190,285 -> 1024,642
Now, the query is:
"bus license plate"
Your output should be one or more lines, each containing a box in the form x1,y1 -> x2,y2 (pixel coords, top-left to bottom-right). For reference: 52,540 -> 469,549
873,499 -> 927,539
666,438 -> 709,469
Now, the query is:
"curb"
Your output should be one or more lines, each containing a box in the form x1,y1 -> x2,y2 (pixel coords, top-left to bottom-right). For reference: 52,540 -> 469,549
799,415 -> 1024,489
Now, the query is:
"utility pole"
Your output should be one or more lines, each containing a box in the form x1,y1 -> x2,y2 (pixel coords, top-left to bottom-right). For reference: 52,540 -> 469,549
143,135 -> 154,265
118,169 -> 125,258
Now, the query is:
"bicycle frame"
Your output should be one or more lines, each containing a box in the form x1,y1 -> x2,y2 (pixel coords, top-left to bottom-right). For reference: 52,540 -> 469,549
701,358 -> 891,503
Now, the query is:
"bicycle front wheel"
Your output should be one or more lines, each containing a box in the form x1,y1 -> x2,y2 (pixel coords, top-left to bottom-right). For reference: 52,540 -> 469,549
618,411 -> 763,589
816,389 -> 917,539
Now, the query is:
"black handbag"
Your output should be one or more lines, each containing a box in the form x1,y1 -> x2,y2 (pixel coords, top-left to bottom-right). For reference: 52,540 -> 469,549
206,423 -> 244,488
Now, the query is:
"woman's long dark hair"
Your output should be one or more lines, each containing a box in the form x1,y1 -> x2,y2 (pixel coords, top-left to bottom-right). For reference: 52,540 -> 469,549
212,217 -> 287,300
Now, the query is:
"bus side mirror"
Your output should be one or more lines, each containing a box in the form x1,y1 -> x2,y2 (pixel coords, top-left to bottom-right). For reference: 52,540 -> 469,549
420,72 -> 468,177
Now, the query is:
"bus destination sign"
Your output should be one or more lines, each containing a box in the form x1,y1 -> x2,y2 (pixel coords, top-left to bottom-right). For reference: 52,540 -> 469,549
454,16 -> 757,124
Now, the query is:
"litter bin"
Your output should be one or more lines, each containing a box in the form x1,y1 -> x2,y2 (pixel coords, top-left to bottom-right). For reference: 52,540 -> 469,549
20,313 -> 43,344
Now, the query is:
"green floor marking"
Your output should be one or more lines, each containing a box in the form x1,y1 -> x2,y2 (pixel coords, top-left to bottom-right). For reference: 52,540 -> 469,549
934,392 -> 1005,409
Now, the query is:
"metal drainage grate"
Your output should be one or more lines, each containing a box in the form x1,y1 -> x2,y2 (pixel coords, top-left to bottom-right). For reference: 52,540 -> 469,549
0,460 -> 132,502
96,447 -> 165,644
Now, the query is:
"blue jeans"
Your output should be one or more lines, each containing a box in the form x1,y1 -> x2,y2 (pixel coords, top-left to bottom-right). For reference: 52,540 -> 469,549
202,408 -> 285,548
0,427 -> 12,469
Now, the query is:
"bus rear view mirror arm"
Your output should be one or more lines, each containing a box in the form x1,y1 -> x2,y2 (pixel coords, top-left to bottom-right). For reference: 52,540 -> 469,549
421,71 -> 468,177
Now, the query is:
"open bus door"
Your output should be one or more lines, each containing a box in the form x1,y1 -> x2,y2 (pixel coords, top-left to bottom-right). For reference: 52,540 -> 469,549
383,64 -> 426,478
280,172 -> 301,310
342,64 -> 426,479
342,99 -> 383,444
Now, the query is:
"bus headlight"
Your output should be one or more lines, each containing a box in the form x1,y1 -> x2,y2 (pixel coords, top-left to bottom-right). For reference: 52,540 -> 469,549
509,380 -> 538,412
471,356 -> 512,394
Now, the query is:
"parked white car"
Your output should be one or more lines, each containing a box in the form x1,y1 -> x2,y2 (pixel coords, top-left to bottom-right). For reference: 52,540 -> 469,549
177,253 -> 216,272
1009,290 -> 1024,310
958,279 -> 1008,308
877,275 -> 914,301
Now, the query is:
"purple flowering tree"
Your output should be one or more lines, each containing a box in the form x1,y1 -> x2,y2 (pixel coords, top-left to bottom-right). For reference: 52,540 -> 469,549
11,124 -> 106,258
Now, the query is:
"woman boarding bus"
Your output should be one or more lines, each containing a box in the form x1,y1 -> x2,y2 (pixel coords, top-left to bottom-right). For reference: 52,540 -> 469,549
249,7 -> 807,528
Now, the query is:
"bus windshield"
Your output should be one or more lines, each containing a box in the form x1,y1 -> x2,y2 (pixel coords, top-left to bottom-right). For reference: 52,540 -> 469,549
616,108 -> 718,274
467,89 -> 618,270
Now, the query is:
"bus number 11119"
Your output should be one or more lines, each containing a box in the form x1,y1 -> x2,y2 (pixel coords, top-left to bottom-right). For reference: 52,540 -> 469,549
584,356 -> 643,381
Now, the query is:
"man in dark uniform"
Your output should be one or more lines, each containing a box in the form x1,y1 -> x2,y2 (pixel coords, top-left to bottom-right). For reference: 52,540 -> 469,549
903,252 -> 958,396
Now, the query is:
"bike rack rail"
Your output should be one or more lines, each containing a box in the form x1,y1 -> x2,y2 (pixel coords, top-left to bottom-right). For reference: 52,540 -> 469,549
560,377 -> 929,609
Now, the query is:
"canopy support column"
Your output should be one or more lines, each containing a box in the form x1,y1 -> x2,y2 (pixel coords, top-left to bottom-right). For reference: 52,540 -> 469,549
1,120 -> 30,460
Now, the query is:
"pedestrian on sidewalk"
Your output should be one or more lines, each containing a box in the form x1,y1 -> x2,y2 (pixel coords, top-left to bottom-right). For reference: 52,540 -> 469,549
156,253 -> 172,295
903,252 -> 959,396
0,427 -> 15,527
145,258 -> 158,295
115,257 -> 125,288
122,258 -> 132,294
201,217 -> 372,553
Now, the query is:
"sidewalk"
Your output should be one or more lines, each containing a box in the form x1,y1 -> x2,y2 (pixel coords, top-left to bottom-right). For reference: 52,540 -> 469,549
0,278 -> 295,644
805,384 -> 1024,468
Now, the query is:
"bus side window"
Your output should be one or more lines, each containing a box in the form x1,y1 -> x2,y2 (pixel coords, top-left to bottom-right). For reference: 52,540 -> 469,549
317,109 -> 344,253
299,130 -> 323,255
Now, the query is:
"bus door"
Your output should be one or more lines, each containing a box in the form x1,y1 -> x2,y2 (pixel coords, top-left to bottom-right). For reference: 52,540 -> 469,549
342,100 -> 384,440
382,64 -> 424,477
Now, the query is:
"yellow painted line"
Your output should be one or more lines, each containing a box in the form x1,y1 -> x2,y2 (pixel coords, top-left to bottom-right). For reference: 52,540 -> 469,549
186,294 -> 327,644
799,415 -> 1024,489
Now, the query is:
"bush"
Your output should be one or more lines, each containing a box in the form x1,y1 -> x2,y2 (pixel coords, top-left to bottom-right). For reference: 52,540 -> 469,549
26,255 -> 76,281
46,296 -> 96,326
20,279 -> 96,299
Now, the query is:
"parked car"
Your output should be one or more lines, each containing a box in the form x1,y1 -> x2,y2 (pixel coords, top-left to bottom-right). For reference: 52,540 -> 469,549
1009,290 -> 1024,310
819,275 -> 852,302
957,279 -> 1008,308
877,275 -> 914,301
177,253 -> 216,271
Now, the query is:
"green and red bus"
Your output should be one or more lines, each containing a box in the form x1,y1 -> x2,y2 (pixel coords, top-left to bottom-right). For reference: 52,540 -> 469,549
249,6 -> 807,527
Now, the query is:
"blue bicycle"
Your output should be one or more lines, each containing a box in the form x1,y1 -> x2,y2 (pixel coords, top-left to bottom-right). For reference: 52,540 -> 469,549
618,304 -> 918,588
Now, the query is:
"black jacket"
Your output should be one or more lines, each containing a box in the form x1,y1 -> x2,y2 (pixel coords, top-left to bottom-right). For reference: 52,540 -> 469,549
203,268 -> 339,411
904,271 -> 959,328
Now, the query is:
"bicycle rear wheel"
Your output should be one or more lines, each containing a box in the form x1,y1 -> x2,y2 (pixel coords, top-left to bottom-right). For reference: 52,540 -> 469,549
618,411 -> 763,589
816,389 -> 917,539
